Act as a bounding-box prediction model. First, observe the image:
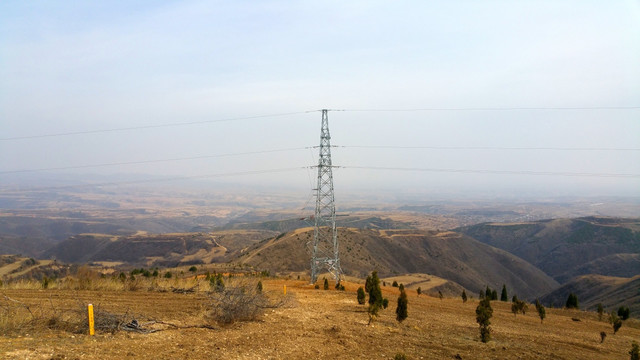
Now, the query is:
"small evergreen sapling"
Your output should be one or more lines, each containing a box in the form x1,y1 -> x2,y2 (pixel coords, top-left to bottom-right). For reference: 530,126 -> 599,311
323,278 -> 329,290
500,284 -> 508,302
512,299 -> 528,317
610,311 -> 622,334
565,293 -> 579,309
461,290 -> 468,303
396,285 -> 408,322
357,287 -> 366,305
535,299 -> 546,323
630,341 -> 640,360
476,298 -> 493,343
597,303 -> 604,321
618,306 -> 630,320
367,271 -> 383,324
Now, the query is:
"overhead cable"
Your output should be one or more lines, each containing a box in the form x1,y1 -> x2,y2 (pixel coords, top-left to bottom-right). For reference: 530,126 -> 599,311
0,147 -> 309,174
341,166 -> 640,178
0,111 -> 315,141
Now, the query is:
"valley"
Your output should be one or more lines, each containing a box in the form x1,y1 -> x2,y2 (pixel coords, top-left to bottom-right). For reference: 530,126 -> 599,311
1,187 -> 639,317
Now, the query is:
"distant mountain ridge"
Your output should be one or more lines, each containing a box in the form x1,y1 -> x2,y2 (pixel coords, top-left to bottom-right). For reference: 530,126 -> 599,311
540,274 -> 640,317
456,216 -> 640,281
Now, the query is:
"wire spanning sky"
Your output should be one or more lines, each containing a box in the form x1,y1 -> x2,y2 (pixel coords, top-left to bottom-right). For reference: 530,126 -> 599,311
1,1 -> 638,198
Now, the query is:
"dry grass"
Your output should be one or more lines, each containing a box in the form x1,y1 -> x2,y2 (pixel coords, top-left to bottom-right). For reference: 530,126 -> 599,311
1,273 -> 221,293
0,278 -> 639,360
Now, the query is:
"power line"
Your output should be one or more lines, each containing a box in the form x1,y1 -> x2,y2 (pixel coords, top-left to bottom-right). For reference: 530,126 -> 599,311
3,167 -> 307,192
3,144 -> 636,175
0,110 -> 315,141
0,147 -> 309,174
341,166 -> 640,179
4,164 -> 637,193
3,106 -> 637,141
332,106 -> 640,112
334,145 -> 640,151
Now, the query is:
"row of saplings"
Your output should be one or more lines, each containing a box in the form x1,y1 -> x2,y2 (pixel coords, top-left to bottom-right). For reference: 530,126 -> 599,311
355,271 -> 408,325
470,285 -> 632,345
353,272 -> 638,357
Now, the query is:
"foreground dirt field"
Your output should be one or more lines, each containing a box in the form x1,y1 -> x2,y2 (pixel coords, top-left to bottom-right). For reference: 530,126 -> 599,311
1,279 -> 639,359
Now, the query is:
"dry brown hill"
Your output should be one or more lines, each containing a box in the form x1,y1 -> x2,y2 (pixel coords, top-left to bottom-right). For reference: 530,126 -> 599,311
0,254 -> 72,281
42,230 -> 278,267
540,274 -> 640,317
234,227 -> 559,299
457,216 -> 640,281
556,253 -> 640,284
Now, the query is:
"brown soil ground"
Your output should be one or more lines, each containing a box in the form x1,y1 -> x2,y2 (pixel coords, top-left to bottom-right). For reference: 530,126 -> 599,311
1,279 -> 638,359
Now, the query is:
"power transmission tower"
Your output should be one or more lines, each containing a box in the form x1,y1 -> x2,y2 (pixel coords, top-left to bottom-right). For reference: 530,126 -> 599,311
310,109 -> 342,284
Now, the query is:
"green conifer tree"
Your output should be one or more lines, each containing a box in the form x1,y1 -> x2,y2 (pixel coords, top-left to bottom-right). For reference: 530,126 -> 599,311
367,271 -> 383,324
597,303 -> 604,321
630,341 -> 640,360
500,284 -> 508,302
566,293 -> 579,309
357,287 -> 366,305
535,299 -> 546,323
476,298 -> 493,343
396,286 -> 408,322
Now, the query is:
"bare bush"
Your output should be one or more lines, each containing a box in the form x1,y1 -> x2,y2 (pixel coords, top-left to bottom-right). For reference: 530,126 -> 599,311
205,280 -> 290,325
0,293 -> 145,335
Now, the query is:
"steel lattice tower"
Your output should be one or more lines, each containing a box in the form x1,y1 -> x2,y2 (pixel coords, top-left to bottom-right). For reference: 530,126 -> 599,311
310,109 -> 341,284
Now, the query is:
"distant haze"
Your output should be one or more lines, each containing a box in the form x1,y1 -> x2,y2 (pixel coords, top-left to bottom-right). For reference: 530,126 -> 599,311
1,1 -> 638,198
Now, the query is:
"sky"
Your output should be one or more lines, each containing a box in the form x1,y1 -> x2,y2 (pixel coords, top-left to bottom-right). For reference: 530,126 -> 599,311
1,0 -> 639,199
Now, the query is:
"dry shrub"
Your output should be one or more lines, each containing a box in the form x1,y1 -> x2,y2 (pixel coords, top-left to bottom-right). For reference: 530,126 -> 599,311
0,294 -> 84,334
205,279 -> 291,325
0,295 -> 32,333
0,294 -> 138,335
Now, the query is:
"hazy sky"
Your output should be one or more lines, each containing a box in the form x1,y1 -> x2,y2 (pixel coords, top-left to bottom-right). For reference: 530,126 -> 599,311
1,1 -> 639,198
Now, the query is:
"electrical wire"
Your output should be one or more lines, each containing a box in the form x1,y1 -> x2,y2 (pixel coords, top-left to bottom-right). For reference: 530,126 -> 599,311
333,145 -> 640,151
0,110 -> 316,141
3,106 -> 638,141
331,106 -> 640,112
4,167 -> 308,192
0,147 -> 310,174
340,166 -> 640,179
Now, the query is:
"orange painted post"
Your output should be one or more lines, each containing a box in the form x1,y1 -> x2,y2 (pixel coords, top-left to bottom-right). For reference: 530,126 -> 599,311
283,285 -> 287,295
88,304 -> 95,336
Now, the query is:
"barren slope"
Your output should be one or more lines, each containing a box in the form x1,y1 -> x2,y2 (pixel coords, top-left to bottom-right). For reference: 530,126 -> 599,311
540,274 -> 640,317
42,230 -> 277,267
235,228 -> 558,299
457,217 -> 640,281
